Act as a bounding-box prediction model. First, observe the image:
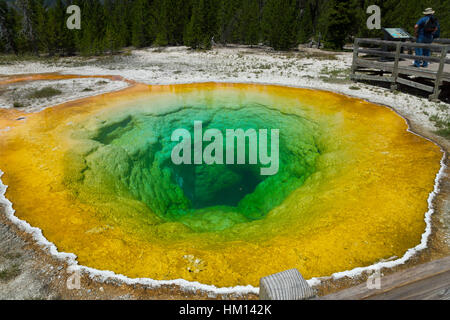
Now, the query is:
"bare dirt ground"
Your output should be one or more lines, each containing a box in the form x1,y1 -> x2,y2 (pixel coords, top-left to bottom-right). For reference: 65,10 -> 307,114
0,45 -> 448,300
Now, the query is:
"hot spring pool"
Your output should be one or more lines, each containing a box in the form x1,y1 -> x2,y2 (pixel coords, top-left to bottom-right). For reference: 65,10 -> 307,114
0,82 -> 443,288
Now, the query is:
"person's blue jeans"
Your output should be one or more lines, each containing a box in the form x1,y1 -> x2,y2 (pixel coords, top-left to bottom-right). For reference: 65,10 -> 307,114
414,35 -> 433,67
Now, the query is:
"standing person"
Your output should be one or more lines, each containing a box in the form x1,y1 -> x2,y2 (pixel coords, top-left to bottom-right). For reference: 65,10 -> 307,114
414,8 -> 439,68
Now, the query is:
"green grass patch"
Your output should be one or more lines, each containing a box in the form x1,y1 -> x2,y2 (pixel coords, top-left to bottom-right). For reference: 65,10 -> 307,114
321,66 -> 348,77
0,54 -> 59,65
435,127 -> 450,139
318,66 -> 351,84
430,114 -> 450,139
28,86 -> 62,99
13,101 -> 24,108
0,264 -> 21,281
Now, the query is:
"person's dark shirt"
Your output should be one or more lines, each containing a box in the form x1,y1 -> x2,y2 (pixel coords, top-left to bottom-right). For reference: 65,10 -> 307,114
416,15 -> 436,39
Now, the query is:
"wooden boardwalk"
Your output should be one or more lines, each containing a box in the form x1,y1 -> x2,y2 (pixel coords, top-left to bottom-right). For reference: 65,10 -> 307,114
351,38 -> 450,101
319,256 -> 450,300
391,60 -> 450,78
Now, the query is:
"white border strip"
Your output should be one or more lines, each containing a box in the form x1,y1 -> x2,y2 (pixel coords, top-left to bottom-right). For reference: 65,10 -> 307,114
0,84 -> 447,295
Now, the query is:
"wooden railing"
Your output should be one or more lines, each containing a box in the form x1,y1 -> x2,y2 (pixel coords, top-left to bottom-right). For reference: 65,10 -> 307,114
435,38 -> 450,45
351,38 -> 450,101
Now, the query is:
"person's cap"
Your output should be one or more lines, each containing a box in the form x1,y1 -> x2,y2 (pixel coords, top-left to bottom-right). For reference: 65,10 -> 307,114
423,8 -> 435,15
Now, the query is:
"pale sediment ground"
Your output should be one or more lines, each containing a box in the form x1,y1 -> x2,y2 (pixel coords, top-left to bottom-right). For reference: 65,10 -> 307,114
0,45 -> 448,299
0,78 -> 129,112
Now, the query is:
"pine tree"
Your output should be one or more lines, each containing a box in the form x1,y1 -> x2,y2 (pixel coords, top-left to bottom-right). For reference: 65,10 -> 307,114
118,0 -> 133,47
46,4 -> 58,55
3,0 -> 444,56
217,0 -> 241,44
104,0 -> 127,53
298,1 -> 314,44
241,0 -> 260,46
144,0 -> 159,45
184,0 -> 205,49
46,0 -> 73,56
155,0 -> 169,46
0,0 -> 17,53
131,0 -> 146,47
308,0 -> 327,36
165,0 -> 192,45
33,0 -> 47,52
202,0 -> 220,47
16,0 -> 47,54
262,0 -> 300,50
323,0 -> 358,50
77,0 -> 105,55
437,0 -> 449,38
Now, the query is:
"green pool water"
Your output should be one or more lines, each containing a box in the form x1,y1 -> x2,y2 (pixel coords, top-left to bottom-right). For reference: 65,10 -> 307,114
74,103 -> 320,232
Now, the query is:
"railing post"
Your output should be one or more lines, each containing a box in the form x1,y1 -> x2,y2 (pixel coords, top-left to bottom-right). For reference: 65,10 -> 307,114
429,45 -> 448,101
351,38 -> 360,79
391,42 -> 402,91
